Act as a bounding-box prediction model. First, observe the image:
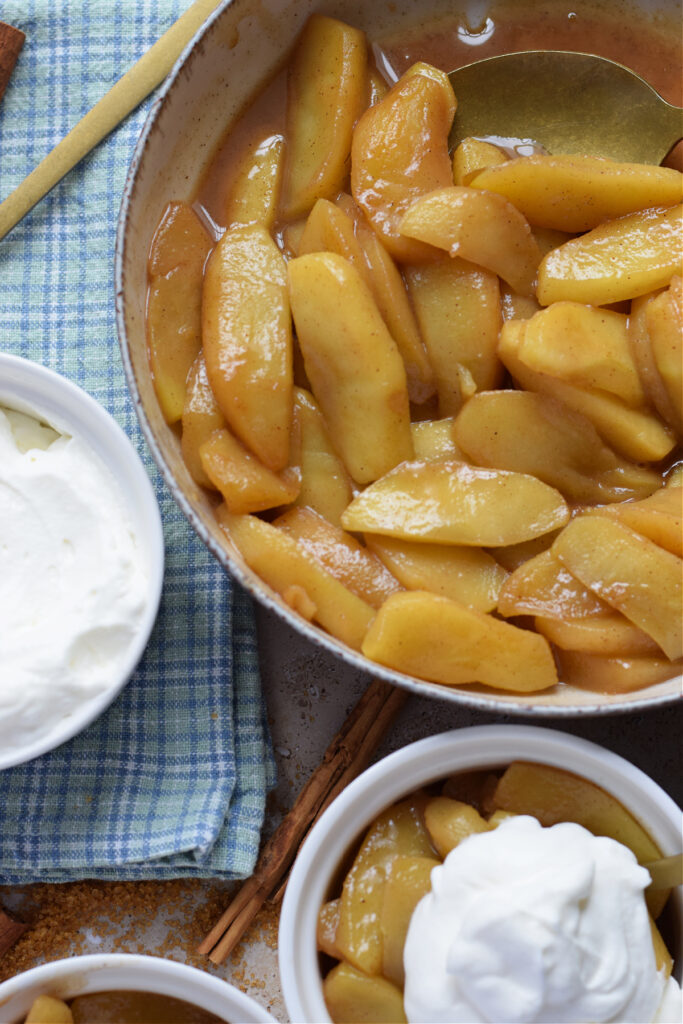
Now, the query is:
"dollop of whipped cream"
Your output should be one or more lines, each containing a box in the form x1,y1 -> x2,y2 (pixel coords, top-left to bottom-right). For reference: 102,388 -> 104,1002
0,406 -> 148,754
403,815 -> 682,1024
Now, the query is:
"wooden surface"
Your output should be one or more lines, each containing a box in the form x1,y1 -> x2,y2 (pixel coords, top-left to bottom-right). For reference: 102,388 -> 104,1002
0,21 -> 24,105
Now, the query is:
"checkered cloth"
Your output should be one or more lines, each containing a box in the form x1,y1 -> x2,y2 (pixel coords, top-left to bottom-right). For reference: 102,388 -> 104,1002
0,0 -> 276,881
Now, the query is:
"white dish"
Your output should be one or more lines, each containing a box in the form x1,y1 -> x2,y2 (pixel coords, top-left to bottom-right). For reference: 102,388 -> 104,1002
0,953 -> 278,1024
0,353 -> 164,769
278,724 -> 683,1023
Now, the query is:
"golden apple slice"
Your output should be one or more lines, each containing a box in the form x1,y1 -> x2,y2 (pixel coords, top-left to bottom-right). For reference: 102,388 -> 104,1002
424,796 -> 491,859
180,354 -> 226,489
494,762 -> 671,919
216,509 -> 375,650
292,388 -> 353,526
410,418 -> 465,461
323,962 -> 407,1024
299,197 -> 366,267
454,390 -> 660,504
501,284 -> 541,322
274,507 -> 402,609
25,996 -> 73,1024
519,302 -> 645,407
534,613 -> 660,656
381,856 -> 438,987
492,532 -> 560,573
405,257 -> 502,415
399,186 -> 541,297
224,133 -> 284,230
351,62 -> 456,262
593,487 -> 682,557
557,648 -> 679,694
336,795 -> 433,976
471,154 -> 683,232
452,137 -> 507,186
537,204 -> 683,306
288,252 -> 413,484
200,428 -> 300,514
280,15 -> 367,219
365,534 -> 507,613
342,459 -> 569,547
646,276 -> 683,435
202,224 -> 292,471
362,590 -> 558,692
318,899 -> 343,960
552,515 -> 683,660
498,319 -> 675,462
147,201 -> 212,424
497,549 -> 611,619
628,290 -> 680,432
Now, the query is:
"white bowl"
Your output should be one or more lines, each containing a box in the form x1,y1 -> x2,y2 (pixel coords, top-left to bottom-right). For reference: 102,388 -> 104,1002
278,724 -> 683,1023
0,353 -> 164,769
115,0 -> 682,715
0,953 -> 277,1024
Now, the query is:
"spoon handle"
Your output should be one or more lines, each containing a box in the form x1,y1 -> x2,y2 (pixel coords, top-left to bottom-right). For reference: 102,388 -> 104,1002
0,0 -> 221,243
646,853 -> 683,891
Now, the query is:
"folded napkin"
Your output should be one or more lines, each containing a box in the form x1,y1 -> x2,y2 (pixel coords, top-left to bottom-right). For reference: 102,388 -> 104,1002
0,0 -> 275,882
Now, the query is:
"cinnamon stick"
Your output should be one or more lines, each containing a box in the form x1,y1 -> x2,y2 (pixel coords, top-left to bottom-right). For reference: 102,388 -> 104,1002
0,22 -> 25,105
0,908 -> 27,959
198,678 -> 408,964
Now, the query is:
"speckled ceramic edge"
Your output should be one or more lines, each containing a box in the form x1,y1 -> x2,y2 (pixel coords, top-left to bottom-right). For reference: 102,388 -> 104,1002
114,0 -> 683,718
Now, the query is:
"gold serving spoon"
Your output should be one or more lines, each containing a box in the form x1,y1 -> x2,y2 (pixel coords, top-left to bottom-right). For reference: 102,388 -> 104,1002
448,50 -> 683,164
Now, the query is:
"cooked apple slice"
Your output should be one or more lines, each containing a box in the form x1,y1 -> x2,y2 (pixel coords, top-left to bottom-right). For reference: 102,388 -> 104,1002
147,201 -> 212,424
202,224 -> 292,471
180,354 -> 226,489
410,418 -> 465,461
199,428 -> 300,514
454,390 -> 660,504
628,290 -> 681,432
399,186 -> 541,297
288,252 -> 413,484
535,612 -> 660,656
362,590 -> 558,692
365,534 -> 506,613
498,319 -> 675,462
280,15 -> 367,219
336,795 -> 433,976
342,459 -> 569,547
274,507 -> 402,609
381,856 -> 437,988
405,257 -> 502,415
25,996 -> 73,1024
497,549 -> 611,619
518,302 -> 645,407
557,648 -> 679,694
470,154 -> 683,232
452,137 -> 507,186
216,509 -> 375,650
291,388 -> 353,526
317,899 -> 343,960
592,487 -> 682,557
323,962 -> 407,1024
552,516 -> 683,660
646,277 -> 683,436
424,796 -> 491,859
223,133 -> 284,230
351,62 -> 456,262
537,203 -> 683,306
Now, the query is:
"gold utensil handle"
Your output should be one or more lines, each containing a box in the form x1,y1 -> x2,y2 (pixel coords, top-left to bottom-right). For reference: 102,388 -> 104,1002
646,853 -> 683,890
0,0 -> 221,243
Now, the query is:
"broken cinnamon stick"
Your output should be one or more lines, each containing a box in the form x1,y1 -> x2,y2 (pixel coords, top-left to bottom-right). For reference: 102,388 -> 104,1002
198,678 -> 408,964
0,22 -> 25,105
0,907 -> 27,958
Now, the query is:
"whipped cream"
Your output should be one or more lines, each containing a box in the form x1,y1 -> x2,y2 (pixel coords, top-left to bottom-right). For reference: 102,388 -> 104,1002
403,815 -> 682,1024
0,405 -> 148,755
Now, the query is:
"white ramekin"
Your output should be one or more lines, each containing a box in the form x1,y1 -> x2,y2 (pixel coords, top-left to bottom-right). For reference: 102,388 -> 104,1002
0,353 -> 164,770
279,724 -> 683,1023
0,953 -> 277,1024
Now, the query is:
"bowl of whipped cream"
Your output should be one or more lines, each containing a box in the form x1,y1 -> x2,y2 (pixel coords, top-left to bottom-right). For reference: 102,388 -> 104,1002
0,353 -> 164,770
279,724 -> 683,1024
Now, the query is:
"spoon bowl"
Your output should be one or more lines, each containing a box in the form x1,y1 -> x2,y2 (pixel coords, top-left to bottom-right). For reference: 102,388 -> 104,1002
448,50 -> 683,164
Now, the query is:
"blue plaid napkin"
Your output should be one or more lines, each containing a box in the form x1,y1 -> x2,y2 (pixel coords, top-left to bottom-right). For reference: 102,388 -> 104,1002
0,0 -> 276,881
